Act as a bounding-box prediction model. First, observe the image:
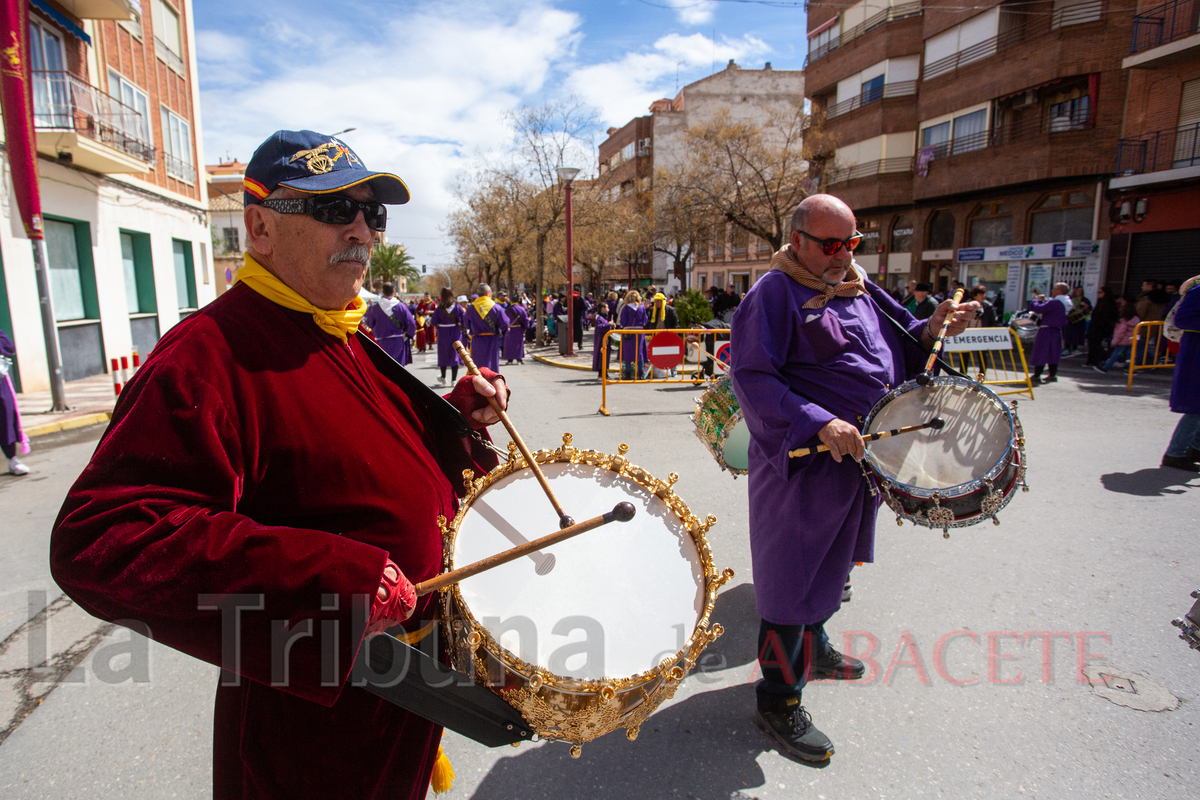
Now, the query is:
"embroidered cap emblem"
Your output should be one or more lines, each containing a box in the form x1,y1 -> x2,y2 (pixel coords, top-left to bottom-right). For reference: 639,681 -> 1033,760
288,141 -> 362,175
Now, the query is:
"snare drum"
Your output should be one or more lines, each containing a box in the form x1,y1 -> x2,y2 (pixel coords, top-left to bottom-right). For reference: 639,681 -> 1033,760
862,377 -> 1028,534
439,435 -> 731,755
692,375 -> 750,476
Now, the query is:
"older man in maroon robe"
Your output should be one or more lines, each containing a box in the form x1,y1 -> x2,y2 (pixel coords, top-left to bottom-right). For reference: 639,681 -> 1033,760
49,130 -> 509,800
731,194 -> 976,763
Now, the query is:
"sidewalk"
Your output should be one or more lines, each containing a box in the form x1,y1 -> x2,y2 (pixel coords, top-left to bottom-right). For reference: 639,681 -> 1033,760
14,373 -> 117,438
527,331 -> 599,372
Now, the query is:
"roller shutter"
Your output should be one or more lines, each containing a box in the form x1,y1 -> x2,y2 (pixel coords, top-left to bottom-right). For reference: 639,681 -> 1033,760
1125,229 -> 1200,294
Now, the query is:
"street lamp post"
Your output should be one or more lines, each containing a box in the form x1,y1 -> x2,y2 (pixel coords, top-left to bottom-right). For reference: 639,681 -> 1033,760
557,166 -> 581,356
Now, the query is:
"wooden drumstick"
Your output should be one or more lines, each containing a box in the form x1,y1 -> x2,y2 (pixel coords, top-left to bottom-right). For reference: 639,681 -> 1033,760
453,340 -> 575,529
413,502 -> 636,596
917,288 -> 965,386
788,417 -> 945,459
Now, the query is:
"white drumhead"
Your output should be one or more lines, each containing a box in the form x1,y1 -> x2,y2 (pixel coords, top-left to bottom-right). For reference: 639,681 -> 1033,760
866,383 -> 1011,489
454,462 -> 705,680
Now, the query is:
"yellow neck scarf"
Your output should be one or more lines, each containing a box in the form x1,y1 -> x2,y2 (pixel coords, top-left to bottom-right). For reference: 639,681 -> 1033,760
235,254 -> 366,343
472,295 -> 496,319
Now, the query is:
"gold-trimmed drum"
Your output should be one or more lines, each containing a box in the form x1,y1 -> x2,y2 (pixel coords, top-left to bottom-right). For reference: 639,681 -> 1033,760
692,374 -> 751,476
438,436 -> 732,756
862,376 -> 1028,536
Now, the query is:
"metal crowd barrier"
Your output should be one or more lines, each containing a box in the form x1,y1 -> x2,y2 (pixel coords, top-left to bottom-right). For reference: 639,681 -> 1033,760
946,336 -> 1036,399
597,327 -> 731,416
1127,320 -> 1175,392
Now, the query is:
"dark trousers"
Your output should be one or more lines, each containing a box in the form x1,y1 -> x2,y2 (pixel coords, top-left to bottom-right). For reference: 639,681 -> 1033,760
756,617 -> 830,711
1032,364 -> 1057,379
2,441 -> 15,459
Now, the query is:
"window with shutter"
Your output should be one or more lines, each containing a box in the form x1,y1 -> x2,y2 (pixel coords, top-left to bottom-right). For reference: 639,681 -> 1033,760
1173,79 -> 1200,166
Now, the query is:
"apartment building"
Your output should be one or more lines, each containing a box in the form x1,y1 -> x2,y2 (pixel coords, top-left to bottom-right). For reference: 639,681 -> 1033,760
1107,0 -> 1200,291
807,0 -> 1130,314
207,157 -> 246,297
0,0 -> 209,393
597,61 -> 804,295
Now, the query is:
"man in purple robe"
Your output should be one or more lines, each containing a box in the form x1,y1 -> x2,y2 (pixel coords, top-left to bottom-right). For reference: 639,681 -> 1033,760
431,289 -> 464,385
1,328 -> 30,475
501,293 -> 529,365
1028,282 -> 1070,384
465,283 -> 508,372
731,194 -> 976,763
361,282 -> 415,365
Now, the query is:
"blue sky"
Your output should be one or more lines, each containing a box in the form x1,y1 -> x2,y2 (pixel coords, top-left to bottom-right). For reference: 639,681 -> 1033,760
194,0 -> 810,268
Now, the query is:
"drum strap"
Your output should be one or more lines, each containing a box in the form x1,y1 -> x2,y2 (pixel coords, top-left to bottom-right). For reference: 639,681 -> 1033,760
859,280 -> 967,379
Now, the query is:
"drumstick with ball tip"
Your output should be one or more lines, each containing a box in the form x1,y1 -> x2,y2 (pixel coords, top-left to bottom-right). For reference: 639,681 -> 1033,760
413,502 -> 637,596
787,418 -> 945,459
453,340 -> 575,529
917,288 -> 965,387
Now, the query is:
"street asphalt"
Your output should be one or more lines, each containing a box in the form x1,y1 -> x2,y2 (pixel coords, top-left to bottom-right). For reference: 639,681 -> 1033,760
0,342 -> 1196,799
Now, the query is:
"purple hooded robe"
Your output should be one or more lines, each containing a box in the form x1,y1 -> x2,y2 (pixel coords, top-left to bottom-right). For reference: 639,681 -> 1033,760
465,301 -> 509,373
362,299 -> 415,365
730,271 -> 927,625
1029,295 -> 1068,367
503,303 -> 529,361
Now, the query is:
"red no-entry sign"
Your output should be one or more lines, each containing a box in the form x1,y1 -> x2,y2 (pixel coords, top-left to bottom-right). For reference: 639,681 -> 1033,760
648,331 -> 685,370
715,342 -> 732,372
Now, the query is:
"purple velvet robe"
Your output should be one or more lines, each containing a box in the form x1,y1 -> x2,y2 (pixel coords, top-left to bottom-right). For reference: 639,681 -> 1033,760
1,329 -> 23,449
431,305 -> 464,369
730,272 -> 926,625
618,304 -> 648,364
465,302 -> 508,373
49,284 -> 497,800
362,300 -> 415,365
1170,284 -> 1200,415
502,304 -> 529,361
593,316 -> 614,375
1029,296 -> 1068,367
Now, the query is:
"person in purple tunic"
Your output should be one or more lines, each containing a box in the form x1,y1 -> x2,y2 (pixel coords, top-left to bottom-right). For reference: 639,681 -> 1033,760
730,194 -> 976,763
431,288 -> 465,386
361,282 -> 415,365
501,293 -> 529,365
618,290 -> 648,380
1,328 -> 31,475
592,313 -> 614,375
1161,275 -> 1200,471
465,283 -> 508,373
1028,283 -> 1070,384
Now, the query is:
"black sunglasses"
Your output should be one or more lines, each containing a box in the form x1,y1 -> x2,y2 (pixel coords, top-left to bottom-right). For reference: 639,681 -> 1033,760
798,229 -> 863,256
259,196 -> 387,231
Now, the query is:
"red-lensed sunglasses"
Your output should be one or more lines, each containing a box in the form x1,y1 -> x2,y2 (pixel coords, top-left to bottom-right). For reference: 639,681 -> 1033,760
798,229 -> 863,256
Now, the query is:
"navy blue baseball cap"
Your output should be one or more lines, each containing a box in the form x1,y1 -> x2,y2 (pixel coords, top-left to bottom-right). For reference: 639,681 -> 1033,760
243,129 -> 410,206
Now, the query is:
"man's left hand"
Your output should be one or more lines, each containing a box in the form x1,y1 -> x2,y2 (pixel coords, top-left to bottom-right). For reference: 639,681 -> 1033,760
928,298 -> 982,339
446,368 -> 509,429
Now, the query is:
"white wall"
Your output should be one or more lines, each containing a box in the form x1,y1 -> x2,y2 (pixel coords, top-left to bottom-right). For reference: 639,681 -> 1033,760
0,156 -> 213,392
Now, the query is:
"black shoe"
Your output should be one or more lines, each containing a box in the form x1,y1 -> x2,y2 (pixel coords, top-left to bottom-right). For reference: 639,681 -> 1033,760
1187,446 -> 1200,463
1161,455 -> 1200,473
1043,375 -> 1058,383
754,701 -> 834,762
811,648 -> 866,680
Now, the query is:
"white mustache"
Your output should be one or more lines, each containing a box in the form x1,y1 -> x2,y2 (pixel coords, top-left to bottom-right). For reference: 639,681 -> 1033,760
330,244 -> 371,265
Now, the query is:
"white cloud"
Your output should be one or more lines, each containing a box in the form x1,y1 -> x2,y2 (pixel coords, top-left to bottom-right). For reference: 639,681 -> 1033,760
664,0 -> 717,26
196,2 -> 582,268
566,33 -> 772,127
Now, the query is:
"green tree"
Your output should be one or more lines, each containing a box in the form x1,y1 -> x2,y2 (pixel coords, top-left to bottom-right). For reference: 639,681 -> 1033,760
674,289 -> 713,327
370,243 -> 419,290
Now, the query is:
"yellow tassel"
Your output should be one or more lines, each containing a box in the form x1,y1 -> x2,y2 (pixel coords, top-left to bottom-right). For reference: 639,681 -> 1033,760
431,744 -> 455,794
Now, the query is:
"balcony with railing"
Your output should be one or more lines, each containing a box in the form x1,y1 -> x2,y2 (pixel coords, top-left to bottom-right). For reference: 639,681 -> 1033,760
1112,123 -> 1200,187
827,156 -> 915,184
806,2 -> 923,66
826,80 -> 917,119
32,71 -> 155,173
920,109 -> 1092,165
1130,0 -> 1200,53
923,23 -> 1030,81
163,152 -> 196,184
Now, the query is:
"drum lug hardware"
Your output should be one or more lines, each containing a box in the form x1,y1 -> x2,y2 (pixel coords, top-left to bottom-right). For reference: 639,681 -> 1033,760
462,469 -> 475,492
599,685 -> 616,704
926,492 -> 954,537
626,725 -> 640,742
981,478 -> 1003,526
713,567 -> 735,590
570,745 -> 583,759
506,441 -> 519,462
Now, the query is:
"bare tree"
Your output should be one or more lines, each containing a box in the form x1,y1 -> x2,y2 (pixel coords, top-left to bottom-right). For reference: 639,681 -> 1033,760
649,166 -> 712,288
681,101 -> 823,252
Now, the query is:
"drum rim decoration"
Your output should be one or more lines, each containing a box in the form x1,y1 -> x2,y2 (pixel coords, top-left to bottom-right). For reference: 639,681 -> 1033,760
437,434 -> 732,746
862,376 -> 1016,500
693,374 -> 749,476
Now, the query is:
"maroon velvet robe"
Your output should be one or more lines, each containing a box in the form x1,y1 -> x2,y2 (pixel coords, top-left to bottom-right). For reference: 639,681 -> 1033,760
50,284 -> 497,800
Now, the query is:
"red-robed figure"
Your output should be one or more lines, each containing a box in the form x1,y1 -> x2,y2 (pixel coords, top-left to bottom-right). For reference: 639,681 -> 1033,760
49,130 -> 510,800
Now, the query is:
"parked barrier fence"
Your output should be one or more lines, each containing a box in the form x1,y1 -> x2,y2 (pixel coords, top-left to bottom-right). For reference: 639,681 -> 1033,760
597,327 -> 731,416
1127,320 -> 1175,391
943,327 -> 1035,399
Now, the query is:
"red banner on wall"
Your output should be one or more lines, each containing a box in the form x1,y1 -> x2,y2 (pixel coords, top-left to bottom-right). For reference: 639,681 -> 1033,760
0,0 -> 44,239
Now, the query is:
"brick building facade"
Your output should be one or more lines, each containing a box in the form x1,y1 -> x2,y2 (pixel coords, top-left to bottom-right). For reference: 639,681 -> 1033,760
807,0 -> 1133,313
1,0 -> 210,392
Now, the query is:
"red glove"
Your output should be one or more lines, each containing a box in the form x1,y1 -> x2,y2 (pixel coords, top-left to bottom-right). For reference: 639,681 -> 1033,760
445,367 -> 509,429
365,558 -> 416,637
